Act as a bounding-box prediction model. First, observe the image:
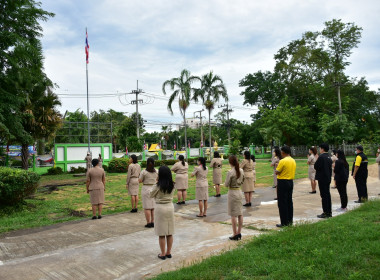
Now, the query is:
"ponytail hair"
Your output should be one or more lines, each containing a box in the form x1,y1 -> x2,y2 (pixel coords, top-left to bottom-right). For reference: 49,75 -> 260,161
244,150 -> 251,161
178,155 -> 185,166
198,157 -> 206,170
229,155 -> 241,179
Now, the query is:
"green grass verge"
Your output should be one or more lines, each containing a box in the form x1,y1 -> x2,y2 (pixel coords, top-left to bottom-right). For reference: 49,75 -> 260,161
153,200 -> 380,280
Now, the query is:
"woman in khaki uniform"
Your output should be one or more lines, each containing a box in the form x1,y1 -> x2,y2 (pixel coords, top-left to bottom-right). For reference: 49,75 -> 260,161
139,157 -> 157,228
240,151 -> 255,207
191,157 -> 209,217
85,152 -> 92,172
171,155 -> 188,205
150,166 -> 175,260
225,155 -> 244,240
307,147 -> 318,194
86,158 -> 106,219
126,154 -> 141,213
98,153 -> 103,168
210,151 -> 223,197
376,147 -> 380,181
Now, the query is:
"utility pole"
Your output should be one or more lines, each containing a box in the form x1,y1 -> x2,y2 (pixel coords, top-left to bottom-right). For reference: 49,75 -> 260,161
218,103 -> 233,148
194,109 -> 204,149
129,80 -> 143,139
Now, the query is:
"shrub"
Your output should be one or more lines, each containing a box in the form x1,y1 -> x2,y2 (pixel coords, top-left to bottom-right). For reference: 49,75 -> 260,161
47,167 -> 63,175
102,164 -> 108,172
10,159 -> 32,167
69,166 -> 87,174
0,167 -> 40,207
108,158 -> 129,173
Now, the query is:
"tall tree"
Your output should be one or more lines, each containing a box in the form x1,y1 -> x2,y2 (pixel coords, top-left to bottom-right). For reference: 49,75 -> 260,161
162,69 -> 199,150
194,71 -> 228,157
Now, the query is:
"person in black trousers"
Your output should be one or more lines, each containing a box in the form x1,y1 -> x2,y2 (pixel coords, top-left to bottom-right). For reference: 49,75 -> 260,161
314,143 -> 332,218
334,150 -> 349,212
275,146 -> 296,227
352,145 -> 368,203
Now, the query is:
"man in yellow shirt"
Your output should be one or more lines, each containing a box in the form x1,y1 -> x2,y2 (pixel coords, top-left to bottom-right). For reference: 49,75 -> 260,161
275,146 -> 296,227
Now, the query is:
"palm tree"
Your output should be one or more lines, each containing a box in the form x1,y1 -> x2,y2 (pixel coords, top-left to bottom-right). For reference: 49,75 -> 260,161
162,69 -> 200,151
194,71 -> 228,159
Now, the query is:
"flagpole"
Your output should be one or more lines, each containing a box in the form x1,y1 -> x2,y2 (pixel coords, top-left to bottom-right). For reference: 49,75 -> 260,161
86,27 -> 90,153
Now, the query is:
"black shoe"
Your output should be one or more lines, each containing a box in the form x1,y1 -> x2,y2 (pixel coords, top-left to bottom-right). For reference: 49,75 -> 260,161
243,203 -> 250,207
165,254 -> 172,258
92,216 -> 97,220
317,213 -> 332,219
354,200 -> 362,203
229,233 -> 242,240
176,201 -> 182,205
309,191 -> 316,194
158,254 -> 166,260
181,201 -> 185,204
144,224 -> 151,228
276,224 -> 283,228
274,198 -> 278,200
131,208 -> 137,213
97,215 -> 102,219
150,222 -> 154,228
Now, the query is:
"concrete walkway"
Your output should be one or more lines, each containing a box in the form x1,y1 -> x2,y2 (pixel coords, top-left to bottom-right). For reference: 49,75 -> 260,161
0,175 -> 379,280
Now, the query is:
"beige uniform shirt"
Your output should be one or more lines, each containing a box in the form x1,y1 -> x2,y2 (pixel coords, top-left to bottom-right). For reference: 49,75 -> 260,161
240,159 -> 254,178
139,169 -> 158,185
171,161 -> 188,174
192,166 -> 209,188
150,185 -> 174,204
86,166 -> 105,190
126,163 -> 141,185
225,168 -> 244,187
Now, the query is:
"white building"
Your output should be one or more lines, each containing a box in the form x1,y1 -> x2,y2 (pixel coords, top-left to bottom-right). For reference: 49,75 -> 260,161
175,118 -> 216,130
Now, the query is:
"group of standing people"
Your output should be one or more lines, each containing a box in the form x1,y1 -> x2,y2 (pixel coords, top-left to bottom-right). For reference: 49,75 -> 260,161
273,143 -> 370,228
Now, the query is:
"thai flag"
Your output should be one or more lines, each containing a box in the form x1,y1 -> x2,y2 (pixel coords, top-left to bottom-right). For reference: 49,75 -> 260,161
201,141 -> 203,147
174,141 -> 176,150
144,141 -> 147,150
188,140 -> 190,148
85,30 -> 89,64
125,146 -> 128,155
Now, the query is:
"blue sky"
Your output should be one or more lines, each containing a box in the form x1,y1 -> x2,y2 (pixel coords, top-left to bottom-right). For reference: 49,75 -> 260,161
39,0 -> 380,132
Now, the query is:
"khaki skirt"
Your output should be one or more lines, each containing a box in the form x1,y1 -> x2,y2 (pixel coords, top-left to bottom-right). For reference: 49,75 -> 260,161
308,165 -> 316,180
196,187 -> 209,201
213,168 -> 222,185
142,185 -> 155,209
155,203 -> 174,236
90,189 -> 105,205
273,172 -> 278,187
228,189 -> 243,217
128,178 -> 139,196
174,173 -> 188,190
242,177 -> 255,192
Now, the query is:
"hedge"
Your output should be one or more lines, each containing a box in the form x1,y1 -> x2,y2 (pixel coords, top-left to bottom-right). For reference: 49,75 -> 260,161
47,167 -> 63,175
140,159 -> 177,168
0,167 -> 40,207
108,158 -> 129,173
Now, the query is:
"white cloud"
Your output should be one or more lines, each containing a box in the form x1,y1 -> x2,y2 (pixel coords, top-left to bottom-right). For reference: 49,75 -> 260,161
40,0 -> 380,132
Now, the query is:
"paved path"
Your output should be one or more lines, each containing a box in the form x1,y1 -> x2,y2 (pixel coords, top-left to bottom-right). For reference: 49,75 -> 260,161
0,174 -> 379,280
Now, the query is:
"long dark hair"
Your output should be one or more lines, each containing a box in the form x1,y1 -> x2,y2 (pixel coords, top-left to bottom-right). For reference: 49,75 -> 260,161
274,148 -> 282,159
214,151 -> 220,158
157,166 -> 174,194
229,155 -> 241,179
146,157 -> 155,173
244,150 -> 251,161
178,155 -> 185,166
91,158 -> 99,167
337,150 -> 349,169
198,157 -> 206,170
309,146 -> 317,155
130,154 -> 138,164
250,155 -> 256,162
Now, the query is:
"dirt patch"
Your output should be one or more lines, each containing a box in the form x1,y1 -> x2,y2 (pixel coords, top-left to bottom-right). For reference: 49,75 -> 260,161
39,178 -> 86,188
66,208 -> 87,217
368,163 -> 379,178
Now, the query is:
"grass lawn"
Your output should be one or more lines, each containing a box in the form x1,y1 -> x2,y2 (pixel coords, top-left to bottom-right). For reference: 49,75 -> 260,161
152,200 -> 380,280
0,157 -> 376,234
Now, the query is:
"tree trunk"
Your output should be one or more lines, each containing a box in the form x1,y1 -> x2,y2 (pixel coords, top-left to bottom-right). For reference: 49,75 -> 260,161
209,109 -> 212,160
21,143 -> 29,170
183,111 -> 187,154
